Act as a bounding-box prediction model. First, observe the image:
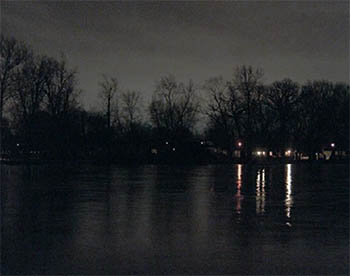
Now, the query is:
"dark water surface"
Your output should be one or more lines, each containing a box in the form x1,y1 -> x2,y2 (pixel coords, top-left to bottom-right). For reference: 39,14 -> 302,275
1,164 -> 349,275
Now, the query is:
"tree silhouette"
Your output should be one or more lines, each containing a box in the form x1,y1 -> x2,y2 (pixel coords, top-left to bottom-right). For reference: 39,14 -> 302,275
149,75 -> 199,142
10,55 -> 48,154
99,75 -> 118,130
204,76 -> 241,159
266,78 -> 300,155
2,35 -> 349,164
296,81 -> 335,158
232,65 -> 264,160
0,35 -> 31,152
120,90 -> 142,132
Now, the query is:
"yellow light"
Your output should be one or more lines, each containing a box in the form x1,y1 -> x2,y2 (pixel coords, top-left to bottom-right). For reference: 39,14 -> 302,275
237,164 -> 242,185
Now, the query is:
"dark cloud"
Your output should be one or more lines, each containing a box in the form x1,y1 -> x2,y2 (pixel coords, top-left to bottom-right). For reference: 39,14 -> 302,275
2,1 -> 349,107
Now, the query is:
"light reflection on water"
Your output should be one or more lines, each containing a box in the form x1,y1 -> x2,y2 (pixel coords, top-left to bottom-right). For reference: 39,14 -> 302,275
256,168 -> 266,214
285,164 -> 293,220
234,164 -> 243,214
1,164 -> 349,275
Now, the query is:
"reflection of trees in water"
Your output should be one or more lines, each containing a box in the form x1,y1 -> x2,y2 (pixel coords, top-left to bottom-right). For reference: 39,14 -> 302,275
2,165 -> 82,274
151,165 -> 195,232
151,166 -> 209,253
209,165 -> 235,193
153,165 -> 195,193
3,164 -> 349,274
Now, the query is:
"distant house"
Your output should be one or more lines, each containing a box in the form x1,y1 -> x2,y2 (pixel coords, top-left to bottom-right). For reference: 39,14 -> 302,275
201,141 -> 217,154
321,147 -> 349,160
252,148 -> 268,158
233,149 -> 241,159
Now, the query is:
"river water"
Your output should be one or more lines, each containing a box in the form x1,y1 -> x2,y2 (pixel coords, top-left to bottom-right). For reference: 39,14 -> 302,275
1,164 -> 349,275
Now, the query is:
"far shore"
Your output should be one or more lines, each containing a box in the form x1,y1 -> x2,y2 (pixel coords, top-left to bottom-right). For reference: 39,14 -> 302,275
1,158 -> 349,167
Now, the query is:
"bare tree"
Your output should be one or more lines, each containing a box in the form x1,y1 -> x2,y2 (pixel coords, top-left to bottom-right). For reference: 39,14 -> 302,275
266,78 -> 300,154
177,80 -> 200,131
43,56 -> 79,119
10,55 -> 48,150
150,74 -> 178,131
0,35 -> 31,151
121,90 -> 142,131
232,65 -> 264,159
149,75 -> 199,139
297,80 -> 337,158
252,84 -> 275,149
99,75 -> 118,129
204,76 -> 237,155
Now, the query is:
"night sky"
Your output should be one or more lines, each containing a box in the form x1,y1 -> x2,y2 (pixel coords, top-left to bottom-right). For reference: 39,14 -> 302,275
2,1 -> 349,108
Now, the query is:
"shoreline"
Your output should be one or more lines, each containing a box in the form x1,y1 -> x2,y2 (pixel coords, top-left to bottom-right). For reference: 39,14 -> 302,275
1,158 -> 349,166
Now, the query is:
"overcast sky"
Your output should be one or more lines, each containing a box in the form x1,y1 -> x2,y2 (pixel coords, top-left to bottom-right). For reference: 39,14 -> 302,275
2,1 -> 349,108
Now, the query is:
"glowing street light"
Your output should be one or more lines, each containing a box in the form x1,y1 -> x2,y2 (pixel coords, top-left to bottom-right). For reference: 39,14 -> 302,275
165,141 -> 169,145
237,141 -> 243,147
331,143 -> 335,148
172,147 -> 176,151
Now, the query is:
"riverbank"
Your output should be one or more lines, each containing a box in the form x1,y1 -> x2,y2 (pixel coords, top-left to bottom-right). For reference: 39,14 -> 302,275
1,157 -> 349,166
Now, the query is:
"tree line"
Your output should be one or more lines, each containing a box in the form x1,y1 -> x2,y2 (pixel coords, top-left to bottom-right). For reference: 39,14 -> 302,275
1,36 -> 349,163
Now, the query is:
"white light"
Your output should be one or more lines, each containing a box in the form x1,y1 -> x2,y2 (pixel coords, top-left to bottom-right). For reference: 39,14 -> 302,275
257,151 -> 261,156
235,164 -> 243,214
262,151 -> 266,155
256,169 -> 266,214
165,141 -> 169,145
200,141 -> 204,145
285,164 -> 293,219
331,143 -> 335,148
16,144 -> 19,147
238,142 -> 242,147
172,147 -> 176,151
